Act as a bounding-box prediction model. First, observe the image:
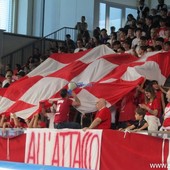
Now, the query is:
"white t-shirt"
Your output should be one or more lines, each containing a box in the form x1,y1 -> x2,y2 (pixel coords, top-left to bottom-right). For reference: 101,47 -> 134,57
46,113 -> 55,128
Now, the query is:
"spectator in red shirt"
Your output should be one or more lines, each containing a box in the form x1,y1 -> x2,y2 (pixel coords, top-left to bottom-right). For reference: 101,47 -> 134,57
83,98 -> 111,130
53,88 -> 81,129
139,85 -> 160,131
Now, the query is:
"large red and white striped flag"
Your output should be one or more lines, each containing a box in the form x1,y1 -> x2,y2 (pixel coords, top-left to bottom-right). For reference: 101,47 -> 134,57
0,45 -> 170,119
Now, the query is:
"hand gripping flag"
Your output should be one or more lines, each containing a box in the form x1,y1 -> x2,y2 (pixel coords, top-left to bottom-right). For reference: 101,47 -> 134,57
0,45 -> 170,119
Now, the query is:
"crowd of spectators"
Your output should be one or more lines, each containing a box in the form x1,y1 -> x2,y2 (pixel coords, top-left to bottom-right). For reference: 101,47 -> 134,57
0,0 -> 170,135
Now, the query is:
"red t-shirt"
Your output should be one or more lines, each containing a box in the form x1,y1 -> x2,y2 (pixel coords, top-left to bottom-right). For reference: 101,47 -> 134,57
54,98 -> 73,123
119,90 -> 136,122
145,98 -> 159,116
95,107 -> 111,129
155,90 -> 162,117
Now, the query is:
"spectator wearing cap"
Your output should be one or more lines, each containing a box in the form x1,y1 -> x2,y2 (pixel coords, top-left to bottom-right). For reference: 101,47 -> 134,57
64,34 -> 76,53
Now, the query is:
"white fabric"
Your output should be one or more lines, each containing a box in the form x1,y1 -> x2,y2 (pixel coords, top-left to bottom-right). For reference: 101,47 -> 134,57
144,115 -> 160,131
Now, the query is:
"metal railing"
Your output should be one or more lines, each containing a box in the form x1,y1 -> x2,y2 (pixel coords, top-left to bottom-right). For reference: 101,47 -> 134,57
1,27 -> 77,70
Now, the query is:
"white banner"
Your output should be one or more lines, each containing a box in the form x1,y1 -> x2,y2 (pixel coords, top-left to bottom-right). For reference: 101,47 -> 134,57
25,129 -> 102,170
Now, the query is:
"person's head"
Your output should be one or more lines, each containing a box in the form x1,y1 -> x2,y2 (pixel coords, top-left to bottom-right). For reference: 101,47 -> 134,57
16,70 -> 26,79
158,0 -> 165,5
100,28 -> 107,37
145,15 -> 153,25
139,36 -> 148,46
118,28 -> 127,37
151,8 -> 158,16
15,64 -> 21,70
127,14 -> 134,21
144,85 -> 156,102
139,0 -> 145,6
151,80 -> 159,90
81,16 -> 86,22
127,28 -> 135,36
165,28 -> 170,37
164,41 -> 170,51
159,18 -> 167,27
110,31 -> 117,40
150,28 -> 158,39
60,88 -> 68,98
5,69 -> 13,79
166,89 -> 170,102
137,45 -> 147,56
112,40 -> 121,51
66,34 -> 71,40
122,40 -> 131,50
135,107 -> 146,120
155,37 -> 164,46
117,47 -> 125,53
5,64 -> 11,71
135,28 -> 142,38
96,98 -> 106,110
154,45 -> 162,51
110,26 -> 116,33
76,39 -> 84,48
160,8 -> 168,17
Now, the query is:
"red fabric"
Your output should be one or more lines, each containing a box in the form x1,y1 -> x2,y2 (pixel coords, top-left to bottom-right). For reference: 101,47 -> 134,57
145,98 -> 159,116
100,130 -> 169,170
0,134 -> 26,162
163,118 -> 170,127
163,103 -> 170,127
0,46 -> 170,123
95,107 -> 111,129
0,131 -> 169,170
38,121 -> 46,128
156,90 -> 163,117
54,98 -> 73,123
118,90 -> 136,121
